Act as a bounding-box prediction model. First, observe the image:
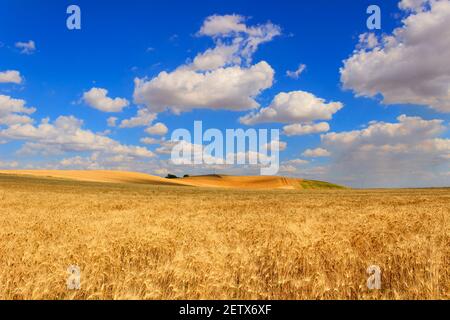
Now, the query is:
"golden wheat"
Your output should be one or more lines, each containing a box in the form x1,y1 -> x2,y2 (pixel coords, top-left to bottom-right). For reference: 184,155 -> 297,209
0,174 -> 449,300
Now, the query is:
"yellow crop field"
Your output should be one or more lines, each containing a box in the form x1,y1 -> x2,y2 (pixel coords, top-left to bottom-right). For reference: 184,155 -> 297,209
0,173 -> 449,300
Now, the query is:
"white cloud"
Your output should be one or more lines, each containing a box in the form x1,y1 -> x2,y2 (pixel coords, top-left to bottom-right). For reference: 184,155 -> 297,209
155,140 -> 225,165
302,148 -> 331,158
133,15 -> 279,114
119,108 -> 157,128
240,91 -> 343,125
284,159 -> 309,166
283,122 -> 330,136
154,139 -> 276,171
154,168 -> 169,176
199,14 -> 248,36
0,95 -> 35,126
0,70 -> 22,84
320,115 -> 450,187
197,14 -> 281,65
278,165 -> 298,173
286,64 -> 306,79
15,40 -> 36,54
83,88 -> 129,113
264,140 -> 287,152
59,156 -> 95,168
155,140 -> 179,155
107,117 -> 118,127
279,163 -> 326,178
341,0 -> 450,112
399,0 -> 429,11
189,44 -> 240,71
140,137 -> 160,145
357,33 -> 379,49
0,115 -> 154,159
145,122 -> 168,136
134,61 -> 274,114
322,115 -> 445,147
279,158 -> 310,174
55,152 -> 162,171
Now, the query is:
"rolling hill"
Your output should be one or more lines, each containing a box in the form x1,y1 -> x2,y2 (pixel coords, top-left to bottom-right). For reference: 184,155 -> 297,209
0,170 -> 345,190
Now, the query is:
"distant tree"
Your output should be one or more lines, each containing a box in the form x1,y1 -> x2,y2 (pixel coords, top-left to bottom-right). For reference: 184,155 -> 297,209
183,174 -> 190,178
166,174 -> 178,179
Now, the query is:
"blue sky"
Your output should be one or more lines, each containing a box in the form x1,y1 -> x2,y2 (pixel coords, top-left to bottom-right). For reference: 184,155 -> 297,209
0,0 -> 449,187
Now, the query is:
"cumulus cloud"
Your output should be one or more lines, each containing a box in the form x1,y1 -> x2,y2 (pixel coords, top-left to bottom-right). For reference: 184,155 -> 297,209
133,15 -> 279,114
283,122 -> 330,136
279,163 -> 327,178
59,156 -> 97,168
357,33 -> 379,49
15,40 -> 36,54
107,117 -> 118,127
0,95 -> 35,126
0,70 -> 22,84
264,140 -> 287,152
155,140 -> 179,155
286,64 -> 306,79
55,152 -> 159,171
140,137 -> 160,145
322,115 -> 445,147
240,91 -> 343,125
134,61 -> 274,114
145,122 -> 168,136
154,138 -> 278,171
279,158 -> 310,174
0,115 -> 154,159
320,115 -> 450,187
341,0 -> 450,112
399,0 -> 430,11
197,14 -> 281,66
189,44 -> 241,71
302,148 -> 331,158
155,140 -> 224,165
83,88 -> 129,113
119,108 -> 157,128
285,159 -> 310,166
198,14 -> 249,36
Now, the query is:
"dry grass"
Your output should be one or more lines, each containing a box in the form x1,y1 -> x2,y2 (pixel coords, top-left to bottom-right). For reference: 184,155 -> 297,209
0,174 -> 449,300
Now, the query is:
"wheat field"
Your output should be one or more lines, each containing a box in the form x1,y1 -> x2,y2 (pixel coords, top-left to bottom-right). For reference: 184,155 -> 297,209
0,173 -> 449,300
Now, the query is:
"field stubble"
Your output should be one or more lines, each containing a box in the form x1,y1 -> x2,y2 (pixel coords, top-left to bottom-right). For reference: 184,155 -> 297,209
0,174 -> 449,299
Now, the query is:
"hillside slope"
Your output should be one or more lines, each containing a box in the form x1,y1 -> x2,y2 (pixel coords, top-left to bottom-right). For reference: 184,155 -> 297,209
0,170 -> 345,190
